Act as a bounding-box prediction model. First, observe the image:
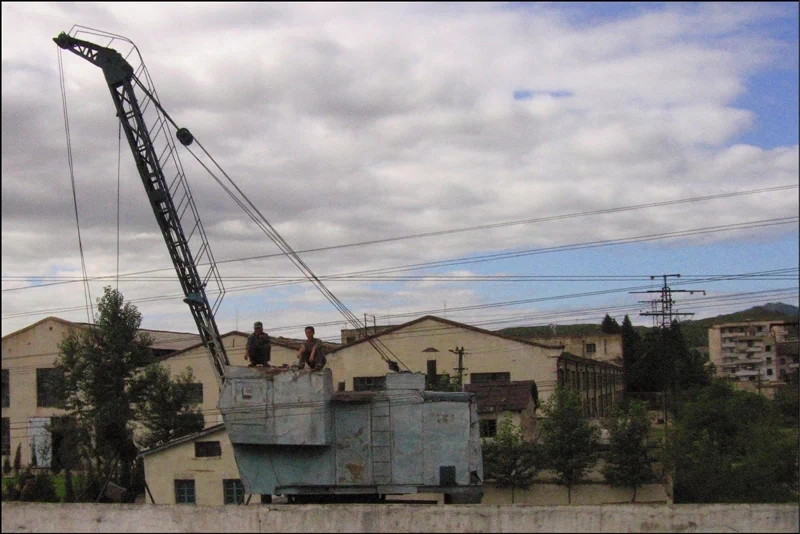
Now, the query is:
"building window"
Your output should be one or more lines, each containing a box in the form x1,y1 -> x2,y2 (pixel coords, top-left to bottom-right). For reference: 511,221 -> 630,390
174,480 -> 196,504
2,369 -> 8,408
36,368 -> 64,408
2,417 -> 9,456
337,382 -> 346,392
195,441 -> 221,458
353,376 -> 386,392
427,360 -> 437,380
182,383 -> 203,405
767,369 -> 773,376
585,343 -> 596,354
223,479 -> 245,504
345,336 -> 356,344
479,419 -> 497,438
765,345 -> 772,352
766,357 -> 772,364
470,372 -> 510,384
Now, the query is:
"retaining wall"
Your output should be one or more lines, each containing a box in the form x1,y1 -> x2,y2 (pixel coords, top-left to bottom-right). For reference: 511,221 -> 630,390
2,502 -> 797,533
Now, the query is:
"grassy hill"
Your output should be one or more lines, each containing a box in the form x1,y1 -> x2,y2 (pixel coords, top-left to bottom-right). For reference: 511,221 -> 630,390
496,303 -> 799,348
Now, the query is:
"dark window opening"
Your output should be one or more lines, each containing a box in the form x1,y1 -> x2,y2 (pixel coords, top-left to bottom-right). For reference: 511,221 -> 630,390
2,369 -> 8,408
586,343 -> 596,353
175,480 -> 196,504
2,417 -> 9,456
470,372 -> 510,384
353,376 -> 386,392
195,441 -> 222,458
36,368 -> 64,408
337,382 -> 346,392
479,419 -> 497,438
223,479 -> 245,504
182,383 -> 203,405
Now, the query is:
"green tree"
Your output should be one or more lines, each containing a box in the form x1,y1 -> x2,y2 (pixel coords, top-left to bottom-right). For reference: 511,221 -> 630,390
603,401 -> 654,502
601,314 -> 621,334
13,443 -> 21,474
425,372 -> 462,392
53,286 -> 200,499
133,365 -> 205,449
667,380 -> 798,503
539,385 -> 598,503
64,468 -> 76,503
621,315 -> 643,400
773,384 -> 799,427
482,415 -> 538,503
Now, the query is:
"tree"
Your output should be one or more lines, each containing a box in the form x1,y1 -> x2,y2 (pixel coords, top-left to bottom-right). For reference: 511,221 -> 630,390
482,415 -> 538,503
601,314 -> 621,334
539,385 -> 598,503
602,401 -> 654,502
13,443 -> 21,474
53,286 -> 200,499
133,365 -> 205,449
667,380 -> 798,503
773,384 -> 799,427
425,372 -> 462,392
3,456 -> 11,476
621,315 -> 642,401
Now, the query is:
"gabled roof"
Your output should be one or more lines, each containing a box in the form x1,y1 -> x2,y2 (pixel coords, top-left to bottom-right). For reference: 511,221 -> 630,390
138,424 -> 226,458
464,381 -> 538,414
558,351 -> 622,369
328,315 -> 564,354
1,316 -> 200,351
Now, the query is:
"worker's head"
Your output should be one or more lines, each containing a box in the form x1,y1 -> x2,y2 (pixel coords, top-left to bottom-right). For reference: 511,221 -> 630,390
254,321 -> 263,332
305,326 -> 315,339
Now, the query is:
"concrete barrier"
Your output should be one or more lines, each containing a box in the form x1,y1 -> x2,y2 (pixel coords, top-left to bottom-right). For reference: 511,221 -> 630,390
2,502 -> 798,532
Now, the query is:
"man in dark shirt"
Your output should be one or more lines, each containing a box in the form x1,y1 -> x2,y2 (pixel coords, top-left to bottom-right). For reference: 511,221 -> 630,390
297,326 -> 326,370
245,321 -> 271,367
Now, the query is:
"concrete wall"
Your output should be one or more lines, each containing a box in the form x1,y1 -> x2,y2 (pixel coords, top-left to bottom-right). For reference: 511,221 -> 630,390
547,333 -> 623,364
3,502 -> 798,533
482,482 -> 672,505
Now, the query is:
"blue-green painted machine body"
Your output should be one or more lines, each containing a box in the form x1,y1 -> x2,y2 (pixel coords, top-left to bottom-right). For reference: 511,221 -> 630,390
219,367 -> 482,501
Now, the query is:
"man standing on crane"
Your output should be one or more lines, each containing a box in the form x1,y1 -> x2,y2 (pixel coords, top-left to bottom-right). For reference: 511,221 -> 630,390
245,321 -> 271,367
297,326 -> 326,370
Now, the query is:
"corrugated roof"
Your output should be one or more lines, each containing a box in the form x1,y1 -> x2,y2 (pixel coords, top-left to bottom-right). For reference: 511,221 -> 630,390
463,381 -> 537,414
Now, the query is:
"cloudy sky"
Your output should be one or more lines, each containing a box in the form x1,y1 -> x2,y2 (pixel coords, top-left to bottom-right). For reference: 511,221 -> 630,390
2,2 -> 798,343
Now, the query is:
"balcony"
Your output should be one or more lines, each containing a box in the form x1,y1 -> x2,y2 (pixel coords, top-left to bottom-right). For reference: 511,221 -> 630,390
734,369 -> 759,377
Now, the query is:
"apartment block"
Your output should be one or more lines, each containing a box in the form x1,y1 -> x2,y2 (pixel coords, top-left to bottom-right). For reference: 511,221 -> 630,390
709,320 -> 798,390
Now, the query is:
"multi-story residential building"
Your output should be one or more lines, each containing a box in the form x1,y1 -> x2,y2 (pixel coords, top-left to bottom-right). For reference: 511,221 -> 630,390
709,320 -> 799,393
1,317 -> 200,467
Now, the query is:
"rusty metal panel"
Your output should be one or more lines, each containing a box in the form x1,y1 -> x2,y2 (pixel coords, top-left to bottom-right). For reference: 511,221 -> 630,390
334,403 -> 373,485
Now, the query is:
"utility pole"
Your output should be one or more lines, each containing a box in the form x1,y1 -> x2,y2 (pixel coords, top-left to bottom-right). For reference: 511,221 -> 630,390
630,274 -> 706,329
449,346 -> 467,391
629,274 -> 706,437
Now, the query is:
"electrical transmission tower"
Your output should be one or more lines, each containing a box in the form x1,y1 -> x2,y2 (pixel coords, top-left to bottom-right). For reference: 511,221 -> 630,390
630,274 -> 706,329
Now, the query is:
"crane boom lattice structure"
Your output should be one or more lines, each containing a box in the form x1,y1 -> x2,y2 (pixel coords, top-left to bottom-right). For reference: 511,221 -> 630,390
54,27 -> 229,384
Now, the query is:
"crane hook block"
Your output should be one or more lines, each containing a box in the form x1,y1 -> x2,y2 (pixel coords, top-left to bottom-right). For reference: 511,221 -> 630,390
176,128 -> 194,146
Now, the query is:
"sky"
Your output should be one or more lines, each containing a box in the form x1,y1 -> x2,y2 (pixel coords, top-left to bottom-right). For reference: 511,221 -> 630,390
2,2 -> 798,344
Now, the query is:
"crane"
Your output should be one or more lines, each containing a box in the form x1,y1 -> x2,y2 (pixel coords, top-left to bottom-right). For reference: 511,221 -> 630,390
54,30 -> 229,387
54,28 -> 483,504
